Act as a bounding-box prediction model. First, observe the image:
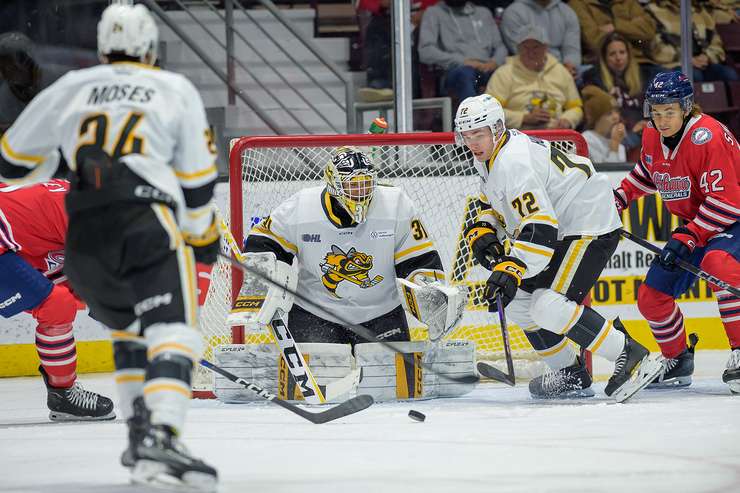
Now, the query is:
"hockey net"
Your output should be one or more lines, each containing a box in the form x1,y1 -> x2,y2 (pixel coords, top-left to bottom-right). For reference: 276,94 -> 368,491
194,131 -> 589,397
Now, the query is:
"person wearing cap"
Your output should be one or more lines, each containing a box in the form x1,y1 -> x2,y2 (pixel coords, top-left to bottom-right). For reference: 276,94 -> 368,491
485,23 -> 583,130
500,0 -> 581,77
581,85 -> 627,163
418,0 -> 508,102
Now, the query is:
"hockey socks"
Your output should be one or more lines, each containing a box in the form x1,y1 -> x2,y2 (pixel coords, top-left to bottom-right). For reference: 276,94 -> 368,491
35,323 -> 77,388
112,331 -> 147,420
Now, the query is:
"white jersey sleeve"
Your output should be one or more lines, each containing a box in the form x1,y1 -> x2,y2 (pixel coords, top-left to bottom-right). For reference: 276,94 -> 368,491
392,188 -> 445,283
0,76 -> 65,184
245,193 -> 299,265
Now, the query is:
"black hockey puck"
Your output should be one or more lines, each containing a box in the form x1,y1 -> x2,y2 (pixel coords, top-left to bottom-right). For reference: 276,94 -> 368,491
408,409 -> 426,422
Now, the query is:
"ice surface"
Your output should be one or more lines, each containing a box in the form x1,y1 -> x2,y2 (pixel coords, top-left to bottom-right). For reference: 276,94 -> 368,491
1,351 -> 739,493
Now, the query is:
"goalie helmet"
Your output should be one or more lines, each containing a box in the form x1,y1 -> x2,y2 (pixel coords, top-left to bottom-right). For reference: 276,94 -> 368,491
454,94 -> 506,146
97,3 -> 159,64
324,147 -> 377,224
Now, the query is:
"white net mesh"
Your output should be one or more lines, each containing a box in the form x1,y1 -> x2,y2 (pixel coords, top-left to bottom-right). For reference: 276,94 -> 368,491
194,131 -> 587,396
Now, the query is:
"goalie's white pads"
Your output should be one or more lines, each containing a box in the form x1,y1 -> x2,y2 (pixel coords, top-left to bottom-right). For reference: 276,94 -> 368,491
226,252 -> 297,328
397,278 -> 466,341
355,340 -> 476,402
212,343 -> 353,403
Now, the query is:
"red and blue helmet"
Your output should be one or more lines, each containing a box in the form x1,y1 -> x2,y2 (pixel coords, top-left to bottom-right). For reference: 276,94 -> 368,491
643,71 -> 694,118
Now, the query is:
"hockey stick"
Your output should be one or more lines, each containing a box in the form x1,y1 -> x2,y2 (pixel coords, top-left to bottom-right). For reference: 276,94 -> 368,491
219,251 -> 479,385
199,359 -> 373,424
477,294 -> 516,386
620,229 -> 740,297
217,217 -> 360,403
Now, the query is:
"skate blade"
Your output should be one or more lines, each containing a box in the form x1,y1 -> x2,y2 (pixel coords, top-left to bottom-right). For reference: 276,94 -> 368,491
132,460 -> 218,493
728,381 -> 740,395
646,376 -> 692,389
530,387 -> 595,400
49,410 -> 116,422
614,355 -> 664,403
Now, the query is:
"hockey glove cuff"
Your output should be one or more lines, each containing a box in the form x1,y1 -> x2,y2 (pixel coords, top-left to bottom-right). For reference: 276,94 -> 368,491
464,221 -> 505,270
484,256 -> 527,309
613,187 -> 628,214
659,226 -> 697,271
183,215 -> 220,265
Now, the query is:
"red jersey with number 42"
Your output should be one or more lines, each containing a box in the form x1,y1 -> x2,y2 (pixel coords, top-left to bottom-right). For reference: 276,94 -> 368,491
0,180 -> 69,281
619,114 -> 740,245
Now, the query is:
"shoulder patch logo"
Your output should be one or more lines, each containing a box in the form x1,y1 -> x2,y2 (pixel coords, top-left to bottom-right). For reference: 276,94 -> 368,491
644,154 -> 652,165
319,244 -> 383,297
691,127 -> 712,145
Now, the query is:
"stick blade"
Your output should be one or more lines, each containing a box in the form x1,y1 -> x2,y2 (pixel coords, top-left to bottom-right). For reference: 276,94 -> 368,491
308,394 -> 375,424
477,361 -> 515,386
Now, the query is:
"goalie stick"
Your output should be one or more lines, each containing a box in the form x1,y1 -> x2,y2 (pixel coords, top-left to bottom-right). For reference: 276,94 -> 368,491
219,251 -> 479,386
218,217 -> 361,403
620,229 -> 740,297
199,359 -> 373,424
477,294 -> 516,386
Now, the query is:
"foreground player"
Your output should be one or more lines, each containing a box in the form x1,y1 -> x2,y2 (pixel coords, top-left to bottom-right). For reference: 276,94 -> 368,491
0,180 -> 114,421
455,94 -> 661,400
0,4 -> 220,490
243,147 -> 447,345
614,72 -> 740,393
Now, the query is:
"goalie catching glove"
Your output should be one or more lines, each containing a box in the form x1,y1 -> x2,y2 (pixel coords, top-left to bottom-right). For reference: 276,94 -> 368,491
464,221 -> 505,270
397,277 -> 467,342
181,212 -> 220,265
484,256 -> 526,309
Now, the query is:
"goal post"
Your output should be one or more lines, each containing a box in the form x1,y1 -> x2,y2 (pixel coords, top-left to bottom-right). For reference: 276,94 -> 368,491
194,130 -> 589,397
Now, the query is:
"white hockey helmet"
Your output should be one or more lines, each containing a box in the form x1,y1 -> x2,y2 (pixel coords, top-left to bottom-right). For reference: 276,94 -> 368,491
97,3 -> 159,64
324,146 -> 377,224
454,94 -> 506,146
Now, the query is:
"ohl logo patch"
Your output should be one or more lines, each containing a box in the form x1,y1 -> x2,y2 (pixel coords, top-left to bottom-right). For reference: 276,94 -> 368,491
319,244 -> 383,297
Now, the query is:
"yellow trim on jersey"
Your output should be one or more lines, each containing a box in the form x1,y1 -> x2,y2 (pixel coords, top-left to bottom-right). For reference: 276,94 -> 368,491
537,337 -> 569,357
182,244 -> 198,325
186,206 -> 213,219
394,241 -> 433,262
589,321 -> 613,353
111,61 -> 161,70
1,135 -> 44,165
252,226 -> 298,254
486,130 -> 510,173
322,190 -> 345,227
521,213 -> 558,226
553,239 -> 590,293
115,374 -> 145,384
143,383 -> 192,398
152,204 -> 183,249
175,164 -> 218,181
513,241 -> 554,258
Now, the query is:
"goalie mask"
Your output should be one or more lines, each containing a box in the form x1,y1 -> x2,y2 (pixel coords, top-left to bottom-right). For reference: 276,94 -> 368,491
325,147 -> 377,224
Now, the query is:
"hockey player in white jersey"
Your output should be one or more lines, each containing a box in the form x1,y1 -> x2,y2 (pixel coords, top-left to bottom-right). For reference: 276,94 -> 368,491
0,4 -> 218,490
455,94 -> 661,400
244,147 -> 446,345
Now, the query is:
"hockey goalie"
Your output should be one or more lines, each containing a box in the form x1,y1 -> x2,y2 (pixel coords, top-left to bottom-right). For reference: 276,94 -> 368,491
212,147 -> 475,402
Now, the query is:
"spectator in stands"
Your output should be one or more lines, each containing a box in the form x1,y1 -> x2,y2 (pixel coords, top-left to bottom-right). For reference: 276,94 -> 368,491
705,0 -> 740,24
356,0 -> 438,102
500,0 -> 581,77
418,0 -> 508,102
583,33 -> 649,152
568,0 -> 658,71
647,0 -> 739,82
581,85 -> 627,163
485,23 -> 583,130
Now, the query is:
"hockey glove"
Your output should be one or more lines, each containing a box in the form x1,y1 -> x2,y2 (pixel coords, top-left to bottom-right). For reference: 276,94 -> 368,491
613,187 -> 628,214
464,221 -> 505,270
484,256 -> 527,309
182,216 -> 220,265
659,226 -> 697,271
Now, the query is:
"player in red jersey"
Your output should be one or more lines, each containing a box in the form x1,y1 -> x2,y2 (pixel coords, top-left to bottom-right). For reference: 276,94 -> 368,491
613,71 -> 740,393
0,180 -> 115,420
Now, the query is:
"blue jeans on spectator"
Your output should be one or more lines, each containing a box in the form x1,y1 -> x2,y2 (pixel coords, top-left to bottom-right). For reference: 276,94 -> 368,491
445,65 -> 492,100
693,63 -> 739,82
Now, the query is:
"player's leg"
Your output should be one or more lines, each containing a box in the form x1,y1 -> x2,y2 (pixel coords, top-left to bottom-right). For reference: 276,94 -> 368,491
637,248 -> 704,388
528,231 -> 654,396
699,224 -> 740,393
0,251 -> 114,421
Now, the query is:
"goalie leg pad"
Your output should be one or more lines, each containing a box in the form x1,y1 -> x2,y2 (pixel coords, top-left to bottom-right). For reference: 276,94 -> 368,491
355,340 -> 476,402
213,343 -> 353,403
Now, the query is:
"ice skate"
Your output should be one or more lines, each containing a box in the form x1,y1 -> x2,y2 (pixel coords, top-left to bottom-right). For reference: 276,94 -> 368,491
131,422 -> 218,492
722,348 -> 740,395
604,326 -> 662,402
529,355 -> 594,399
647,334 -> 698,389
121,397 -> 149,468
41,367 -> 115,421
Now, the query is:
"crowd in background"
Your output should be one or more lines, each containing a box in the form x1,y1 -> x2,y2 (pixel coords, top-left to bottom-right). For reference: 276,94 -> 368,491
356,0 -> 740,163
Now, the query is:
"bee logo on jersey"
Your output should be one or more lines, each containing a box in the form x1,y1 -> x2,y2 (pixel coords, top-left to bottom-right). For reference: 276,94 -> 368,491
319,244 -> 383,297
